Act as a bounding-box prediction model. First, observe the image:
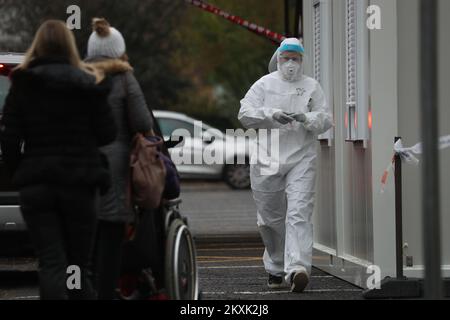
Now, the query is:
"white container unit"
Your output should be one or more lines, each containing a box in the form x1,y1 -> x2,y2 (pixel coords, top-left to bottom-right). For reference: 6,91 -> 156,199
302,0 -> 450,288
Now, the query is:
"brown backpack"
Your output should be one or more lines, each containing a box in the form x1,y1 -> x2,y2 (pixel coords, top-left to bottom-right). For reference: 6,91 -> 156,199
129,133 -> 166,209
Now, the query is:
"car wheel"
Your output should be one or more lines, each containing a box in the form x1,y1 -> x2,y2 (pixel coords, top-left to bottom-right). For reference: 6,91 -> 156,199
223,162 -> 250,190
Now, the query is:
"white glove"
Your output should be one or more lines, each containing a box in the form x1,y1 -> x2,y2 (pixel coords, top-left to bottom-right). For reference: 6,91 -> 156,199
292,113 -> 307,123
273,111 -> 295,125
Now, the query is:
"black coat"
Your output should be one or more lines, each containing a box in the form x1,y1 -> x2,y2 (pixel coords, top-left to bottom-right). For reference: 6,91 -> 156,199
0,57 -> 117,191
84,58 -> 152,222
85,58 -> 153,222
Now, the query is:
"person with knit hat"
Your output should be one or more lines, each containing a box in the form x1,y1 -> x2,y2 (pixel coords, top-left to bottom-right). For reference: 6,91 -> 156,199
85,18 -> 154,300
87,18 -> 127,60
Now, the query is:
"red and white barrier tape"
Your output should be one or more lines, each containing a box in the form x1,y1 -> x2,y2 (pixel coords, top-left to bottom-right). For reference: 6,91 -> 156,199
380,155 -> 396,194
380,135 -> 450,193
185,0 -> 286,44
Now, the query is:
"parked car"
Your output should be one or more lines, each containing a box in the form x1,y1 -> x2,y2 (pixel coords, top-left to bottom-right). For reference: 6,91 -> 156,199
0,55 -> 250,243
154,110 -> 251,189
0,53 -> 28,250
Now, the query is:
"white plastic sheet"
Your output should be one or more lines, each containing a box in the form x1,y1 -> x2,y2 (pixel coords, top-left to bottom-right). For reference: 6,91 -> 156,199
381,135 -> 450,193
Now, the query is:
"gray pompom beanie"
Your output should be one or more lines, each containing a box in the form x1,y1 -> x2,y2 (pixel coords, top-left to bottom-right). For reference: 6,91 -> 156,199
87,18 -> 126,59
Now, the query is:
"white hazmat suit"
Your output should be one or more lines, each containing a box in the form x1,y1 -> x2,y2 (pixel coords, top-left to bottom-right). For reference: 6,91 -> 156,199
238,38 -> 333,283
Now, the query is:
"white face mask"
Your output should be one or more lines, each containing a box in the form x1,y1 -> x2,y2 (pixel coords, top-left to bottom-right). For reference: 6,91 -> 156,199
279,60 -> 302,82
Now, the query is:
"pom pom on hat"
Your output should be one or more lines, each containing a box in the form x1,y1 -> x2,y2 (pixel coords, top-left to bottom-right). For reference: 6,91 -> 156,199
87,17 -> 126,59
92,18 -> 111,37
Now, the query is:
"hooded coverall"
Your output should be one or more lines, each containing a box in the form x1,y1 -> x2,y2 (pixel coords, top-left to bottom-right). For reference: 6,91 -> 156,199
238,38 -> 333,282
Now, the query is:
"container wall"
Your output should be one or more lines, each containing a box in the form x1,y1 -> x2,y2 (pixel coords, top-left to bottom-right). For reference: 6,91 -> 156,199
398,0 -> 450,277
304,0 -> 382,287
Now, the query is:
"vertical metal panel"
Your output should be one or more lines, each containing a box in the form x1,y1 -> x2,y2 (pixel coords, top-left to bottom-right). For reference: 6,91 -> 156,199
356,0 -> 370,143
345,0 -> 357,108
398,0 -> 450,280
315,144 -> 337,249
397,0 -> 423,277
342,0 -> 373,264
345,0 -> 357,140
331,0 -> 350,260
350,145 -> 373,262
345,0 -> 369,142
340,143 -> 373,263
437,0 -> 450,271
420,0 -> 443,299
313,1 -> 322,82
368,0 -> 398,279
317,0 -> 335,143
305,0 -> 337,252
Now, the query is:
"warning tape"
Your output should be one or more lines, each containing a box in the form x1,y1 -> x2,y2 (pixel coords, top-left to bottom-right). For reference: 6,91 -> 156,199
185,0 -> 286,44
380,135 -> 450,193
380,155 -> 396,193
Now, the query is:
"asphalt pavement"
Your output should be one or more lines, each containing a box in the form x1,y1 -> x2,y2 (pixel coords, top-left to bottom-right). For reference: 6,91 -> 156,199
180,181 -> 258,238
196,241 -> 363,300
0,181 -> 364,300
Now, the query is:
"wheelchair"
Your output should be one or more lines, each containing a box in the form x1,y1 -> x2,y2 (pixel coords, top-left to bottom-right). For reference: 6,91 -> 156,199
117,198 -> 199,300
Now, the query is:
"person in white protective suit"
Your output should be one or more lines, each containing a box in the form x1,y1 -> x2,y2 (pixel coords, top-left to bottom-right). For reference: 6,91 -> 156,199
238,38 -> 333,293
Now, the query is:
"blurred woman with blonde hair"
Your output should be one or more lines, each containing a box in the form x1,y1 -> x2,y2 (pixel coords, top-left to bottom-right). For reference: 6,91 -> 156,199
0,20 -> 117,299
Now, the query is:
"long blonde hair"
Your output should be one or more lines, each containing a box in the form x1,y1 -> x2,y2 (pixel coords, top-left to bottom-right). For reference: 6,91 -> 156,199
18,20 -> 102,81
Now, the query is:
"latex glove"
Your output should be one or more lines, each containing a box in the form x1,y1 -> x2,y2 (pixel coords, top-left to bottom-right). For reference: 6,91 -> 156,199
292,113 -> 307,123
273,111 -> 295,125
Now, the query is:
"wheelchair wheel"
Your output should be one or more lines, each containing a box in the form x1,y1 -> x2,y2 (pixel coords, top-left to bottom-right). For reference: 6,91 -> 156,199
165,219 -> 199,300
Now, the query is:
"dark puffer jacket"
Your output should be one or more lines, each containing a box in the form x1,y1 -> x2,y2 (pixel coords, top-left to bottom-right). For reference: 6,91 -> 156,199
0,56 -> 117,192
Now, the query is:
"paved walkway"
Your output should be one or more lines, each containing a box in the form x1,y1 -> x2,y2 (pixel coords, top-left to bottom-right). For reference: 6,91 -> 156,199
0,181 -> 365,300
197,242 -> 363,300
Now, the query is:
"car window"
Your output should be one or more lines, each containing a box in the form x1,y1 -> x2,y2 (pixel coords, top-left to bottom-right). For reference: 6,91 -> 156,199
0,75 -> 10,113
157,118 -> 196,138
